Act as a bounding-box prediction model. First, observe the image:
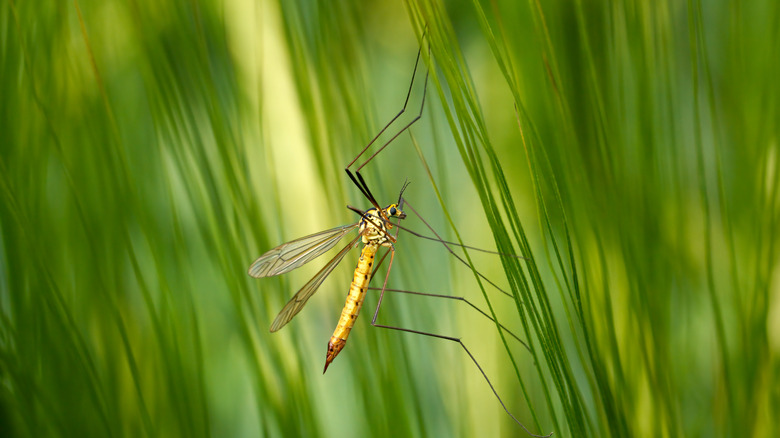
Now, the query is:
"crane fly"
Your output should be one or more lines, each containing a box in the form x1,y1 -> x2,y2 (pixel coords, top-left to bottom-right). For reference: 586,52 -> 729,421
249,45 -> 430,372
248,42 -> 552,437
248,175 -> 409,372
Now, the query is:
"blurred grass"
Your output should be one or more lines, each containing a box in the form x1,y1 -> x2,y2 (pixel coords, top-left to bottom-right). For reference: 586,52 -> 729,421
2,0 -> 779,437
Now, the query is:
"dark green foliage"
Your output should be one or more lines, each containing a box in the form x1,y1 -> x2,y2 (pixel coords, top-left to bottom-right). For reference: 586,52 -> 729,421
1,0 -> 778,436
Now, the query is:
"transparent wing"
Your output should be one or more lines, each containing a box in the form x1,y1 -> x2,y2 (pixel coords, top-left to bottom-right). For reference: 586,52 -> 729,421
248,223 -> 358,278
270,235 -> 361,332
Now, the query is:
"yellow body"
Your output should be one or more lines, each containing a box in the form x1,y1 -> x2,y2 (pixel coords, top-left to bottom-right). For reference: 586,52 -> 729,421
323,204 -> 402,372
324,243 -> 379,370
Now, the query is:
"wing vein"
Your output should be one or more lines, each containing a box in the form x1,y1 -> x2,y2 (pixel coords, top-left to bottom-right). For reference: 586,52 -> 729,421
248,224 -> 358,278
270,235 -> 362,332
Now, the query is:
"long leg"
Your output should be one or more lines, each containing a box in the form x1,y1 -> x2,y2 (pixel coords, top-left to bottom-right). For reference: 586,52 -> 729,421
400,199 -> 518,299
367,286 -> 531,352
345,45 -> 430,181
345,202 -> 516,300
369,248 -> 551,437
345,47 -> 423,171
354,69 -> 428,173
368,248 -> 530,352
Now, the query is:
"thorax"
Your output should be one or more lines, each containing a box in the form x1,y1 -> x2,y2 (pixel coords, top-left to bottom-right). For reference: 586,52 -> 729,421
359,208 -> 393,247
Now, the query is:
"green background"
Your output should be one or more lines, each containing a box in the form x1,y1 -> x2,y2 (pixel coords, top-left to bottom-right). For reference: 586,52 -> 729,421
1,0 -> 778,436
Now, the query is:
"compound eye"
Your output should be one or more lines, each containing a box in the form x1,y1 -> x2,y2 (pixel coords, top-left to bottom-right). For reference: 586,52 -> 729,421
389,206 -> 397,216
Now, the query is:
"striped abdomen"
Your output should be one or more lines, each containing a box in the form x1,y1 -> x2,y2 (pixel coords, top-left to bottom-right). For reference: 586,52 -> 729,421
323,242 -> 379,373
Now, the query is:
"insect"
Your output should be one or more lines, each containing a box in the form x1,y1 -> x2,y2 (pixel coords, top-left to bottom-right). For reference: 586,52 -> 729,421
248,176 -> 409,372
248,45 -> 430,372
248,44 -> 551,437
